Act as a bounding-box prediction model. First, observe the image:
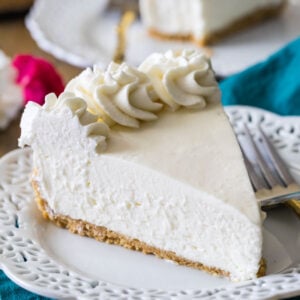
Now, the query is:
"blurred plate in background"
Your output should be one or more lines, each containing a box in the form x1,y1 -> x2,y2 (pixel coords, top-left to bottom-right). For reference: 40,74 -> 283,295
26,0 -> 300,76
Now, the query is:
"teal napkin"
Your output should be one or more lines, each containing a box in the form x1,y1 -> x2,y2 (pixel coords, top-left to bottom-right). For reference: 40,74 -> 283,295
0,270 -> 50,299
221,37 -> 300,115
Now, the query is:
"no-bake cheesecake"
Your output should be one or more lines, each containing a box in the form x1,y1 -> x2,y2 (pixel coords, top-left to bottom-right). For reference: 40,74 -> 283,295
139,0 -> 286,45
19,50 -> 264,281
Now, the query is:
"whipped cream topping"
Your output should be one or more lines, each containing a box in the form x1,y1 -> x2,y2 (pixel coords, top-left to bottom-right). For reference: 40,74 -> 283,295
139,50 -> 220,110
0,51 -> 23,129
20,92 -> 109,153
67,50 -> 217,127
66,62 -> 163,128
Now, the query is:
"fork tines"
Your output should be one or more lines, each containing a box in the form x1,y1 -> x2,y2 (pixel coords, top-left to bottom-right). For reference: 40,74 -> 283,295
240,125 -> 295,192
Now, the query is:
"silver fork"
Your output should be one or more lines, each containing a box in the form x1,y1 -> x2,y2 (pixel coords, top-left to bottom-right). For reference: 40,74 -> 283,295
238,124 -> 300,214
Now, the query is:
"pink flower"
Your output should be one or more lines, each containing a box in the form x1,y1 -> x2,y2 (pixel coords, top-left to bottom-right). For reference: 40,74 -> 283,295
12,55 -> 64,105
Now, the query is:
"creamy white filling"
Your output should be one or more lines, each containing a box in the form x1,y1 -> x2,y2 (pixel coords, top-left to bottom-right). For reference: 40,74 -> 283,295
139,0 -> 283,39
20,100 -> 263,281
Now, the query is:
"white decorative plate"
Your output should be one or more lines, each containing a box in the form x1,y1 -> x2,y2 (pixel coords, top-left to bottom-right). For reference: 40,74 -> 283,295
1,106 -> 300,300
25,0 -> 300,76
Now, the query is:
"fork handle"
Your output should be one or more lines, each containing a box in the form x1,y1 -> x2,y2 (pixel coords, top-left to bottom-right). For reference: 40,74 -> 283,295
286,199 -> 300,217
261,191 -> 300,208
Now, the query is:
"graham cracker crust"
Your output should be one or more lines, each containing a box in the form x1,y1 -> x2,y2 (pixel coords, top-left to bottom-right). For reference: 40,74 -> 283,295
32,179 -> 265,279
148,1 -> 286,46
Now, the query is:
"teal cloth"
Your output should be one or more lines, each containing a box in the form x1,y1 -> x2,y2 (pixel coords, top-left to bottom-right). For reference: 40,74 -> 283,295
0,271 -> 50,299
1,37 -> 300,300
221,37 -> 300,115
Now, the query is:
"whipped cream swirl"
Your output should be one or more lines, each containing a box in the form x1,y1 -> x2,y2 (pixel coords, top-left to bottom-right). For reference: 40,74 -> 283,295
65,66 -> 105,117
0,51 -> 23,129
66,63 -> 162,128
139,49 -> 220,110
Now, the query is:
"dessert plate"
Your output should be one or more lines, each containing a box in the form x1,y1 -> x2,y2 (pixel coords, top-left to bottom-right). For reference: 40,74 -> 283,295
1,106 -> 300,300
25,0 -> 300,76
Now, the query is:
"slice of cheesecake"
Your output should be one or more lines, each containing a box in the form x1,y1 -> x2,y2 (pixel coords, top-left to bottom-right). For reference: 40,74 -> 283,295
139,0 -> 286,45
19,50 -> 263,281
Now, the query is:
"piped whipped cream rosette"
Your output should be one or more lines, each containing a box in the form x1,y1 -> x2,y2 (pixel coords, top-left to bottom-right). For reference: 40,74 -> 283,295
139,49 -> 220,110
0,51 -> 23,129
